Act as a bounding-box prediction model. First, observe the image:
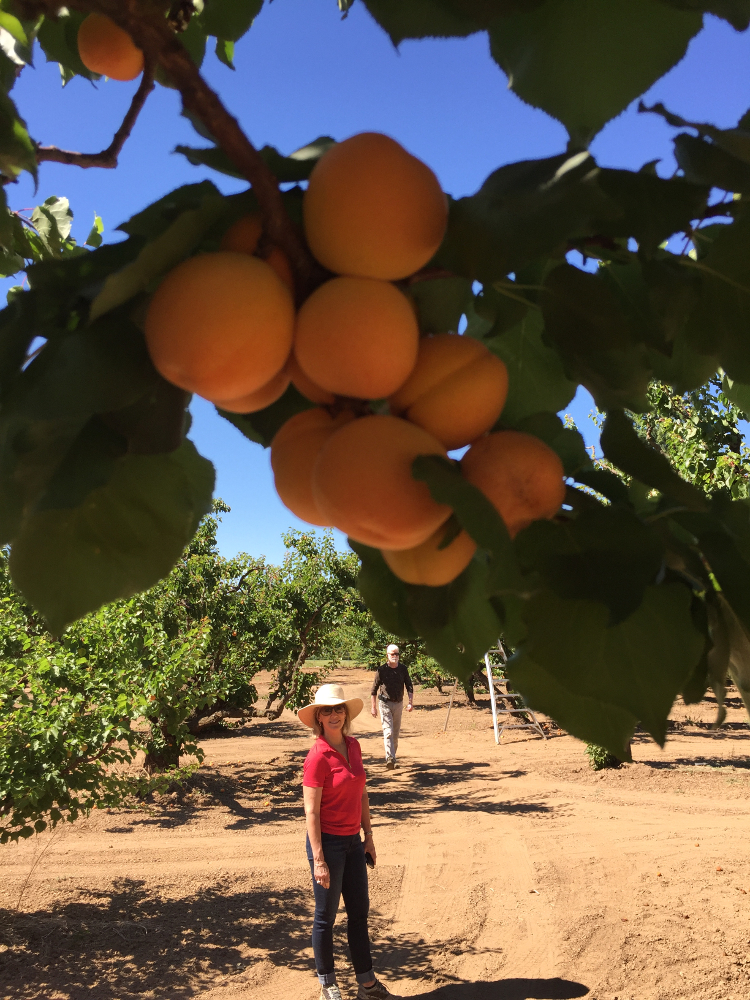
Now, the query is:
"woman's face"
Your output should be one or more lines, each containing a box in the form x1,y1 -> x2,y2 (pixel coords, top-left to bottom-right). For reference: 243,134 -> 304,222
318,705 -> 347,740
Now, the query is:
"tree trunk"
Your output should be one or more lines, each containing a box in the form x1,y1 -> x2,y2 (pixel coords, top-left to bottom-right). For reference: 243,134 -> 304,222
144,723 -> 180,773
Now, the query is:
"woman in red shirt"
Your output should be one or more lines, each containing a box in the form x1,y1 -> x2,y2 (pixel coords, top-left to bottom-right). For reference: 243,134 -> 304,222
299,683 -> 397,1000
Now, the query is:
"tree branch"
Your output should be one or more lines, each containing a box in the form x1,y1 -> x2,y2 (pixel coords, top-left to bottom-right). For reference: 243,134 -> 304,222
57,0 -> 322,300
36,60 -> 156,169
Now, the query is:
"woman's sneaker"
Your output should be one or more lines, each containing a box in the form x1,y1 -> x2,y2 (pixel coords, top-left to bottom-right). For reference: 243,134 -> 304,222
357,978 -> 398,998
320,984 -> 344,1000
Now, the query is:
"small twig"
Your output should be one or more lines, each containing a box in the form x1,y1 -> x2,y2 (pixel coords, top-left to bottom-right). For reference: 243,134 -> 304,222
36,60 -> 155,169
15,825 -> 62,912
62,0 -> 320,299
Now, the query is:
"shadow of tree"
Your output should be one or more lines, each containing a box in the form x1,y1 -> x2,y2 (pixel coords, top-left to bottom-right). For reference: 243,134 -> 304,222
419,978 -> 589,998
109,756 -> 549,833
0,876 -> 587,1000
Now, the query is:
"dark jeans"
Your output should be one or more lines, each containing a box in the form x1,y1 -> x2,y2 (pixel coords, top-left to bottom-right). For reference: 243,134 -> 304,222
306,831 -> 373,986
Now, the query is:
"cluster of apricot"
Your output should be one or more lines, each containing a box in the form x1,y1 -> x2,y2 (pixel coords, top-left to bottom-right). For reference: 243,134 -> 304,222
143,132 -> 566,586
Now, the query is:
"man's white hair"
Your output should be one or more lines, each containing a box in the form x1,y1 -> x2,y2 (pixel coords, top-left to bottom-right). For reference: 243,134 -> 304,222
387,643 -> 400,653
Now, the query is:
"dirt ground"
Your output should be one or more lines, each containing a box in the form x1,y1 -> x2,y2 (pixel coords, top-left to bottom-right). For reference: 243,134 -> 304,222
2,668 -> 750,1000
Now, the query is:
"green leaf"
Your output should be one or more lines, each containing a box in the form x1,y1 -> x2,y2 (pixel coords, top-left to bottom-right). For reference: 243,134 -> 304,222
641,101 -> 750,165
722,374 -> 750,416
215,37 -> 235,69
361,0 -> 484,44
9,440 -> 215,633
600,409 -> 707,510
175,136 -> 335,183
573,467 -> 630,506
508,652 -> 637,758
541,264 -> 651,411
685,209 -> 750,383
515,581 -> 703,746
406,559 -> 506,679
85,215 -> 103,249
489,0 -> 702,145
101,379 -> 190,456
218,385 -> 313,448
90,193 -> 228,322
435,152 -> 605,284
31,196 -> 74,252
36,10 -> 99,83
406,275 -> 472,334
118,182 -> 221,239
199,0 -> 263,42
485,308 -> 576,424
593,169 -> 708,252
351,541 -> 419,639
411,454 -> 521,593
674,134 -> 750,194
656,0 -> 749,30
0,90 -> 36,181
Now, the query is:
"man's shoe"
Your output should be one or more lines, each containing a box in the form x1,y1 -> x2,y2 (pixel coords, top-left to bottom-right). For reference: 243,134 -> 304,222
385,758 -> 395,770
357,978 -> 398,999
320,984 -> 344,1000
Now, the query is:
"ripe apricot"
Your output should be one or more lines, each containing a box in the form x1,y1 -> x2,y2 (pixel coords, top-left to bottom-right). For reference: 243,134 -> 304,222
215,364 -> 291,414
295,277 -> 419,399
78,13 -> 144,81
286,353 -> 336,405
304,132 -> 448,280
382,521 -> 476,586
145,252 -> 294,402
271,408 -> 355,526
220,214 -> 293,289
461,431 -> 566,537
312,415 -> 451,549
389,333 -> 509,449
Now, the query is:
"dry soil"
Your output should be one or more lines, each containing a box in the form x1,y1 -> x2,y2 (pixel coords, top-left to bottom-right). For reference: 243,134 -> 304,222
1,668 -> 750,1000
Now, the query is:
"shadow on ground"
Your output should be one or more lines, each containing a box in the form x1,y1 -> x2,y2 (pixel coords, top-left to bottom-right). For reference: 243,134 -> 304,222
419,979 -> 589,998
0,876 -> 583,1000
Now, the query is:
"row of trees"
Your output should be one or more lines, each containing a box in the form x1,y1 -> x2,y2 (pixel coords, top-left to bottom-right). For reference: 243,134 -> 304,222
0,502 -> 383,842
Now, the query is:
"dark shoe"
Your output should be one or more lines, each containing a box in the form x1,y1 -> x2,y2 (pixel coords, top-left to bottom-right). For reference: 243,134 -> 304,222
385,758 -> 395,770
357,978 -> 399,998
320,984 -> 344,1000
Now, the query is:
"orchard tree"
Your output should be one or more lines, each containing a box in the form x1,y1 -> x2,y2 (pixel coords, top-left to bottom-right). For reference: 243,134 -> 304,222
0,2 -> 749,764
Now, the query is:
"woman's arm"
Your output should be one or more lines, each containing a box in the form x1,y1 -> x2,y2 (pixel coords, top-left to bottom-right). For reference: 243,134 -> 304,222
303,785 -> 330,889
361,787 -> 376,865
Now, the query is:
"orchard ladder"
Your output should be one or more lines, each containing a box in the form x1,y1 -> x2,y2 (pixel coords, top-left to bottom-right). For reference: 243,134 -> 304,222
485,642 -> 546,744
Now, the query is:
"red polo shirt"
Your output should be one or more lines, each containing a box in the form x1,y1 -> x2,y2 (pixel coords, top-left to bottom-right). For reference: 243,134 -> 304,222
303,735 -> 366,836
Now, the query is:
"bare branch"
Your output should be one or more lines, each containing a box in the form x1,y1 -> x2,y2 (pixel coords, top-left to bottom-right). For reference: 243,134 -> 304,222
36,61 -> 155,169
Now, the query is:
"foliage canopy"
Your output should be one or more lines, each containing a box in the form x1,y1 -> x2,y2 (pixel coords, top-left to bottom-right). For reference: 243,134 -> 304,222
0,0 -> 749,762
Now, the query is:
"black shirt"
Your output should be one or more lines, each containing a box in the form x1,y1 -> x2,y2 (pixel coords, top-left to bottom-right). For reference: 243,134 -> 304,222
371,662 -> 413,703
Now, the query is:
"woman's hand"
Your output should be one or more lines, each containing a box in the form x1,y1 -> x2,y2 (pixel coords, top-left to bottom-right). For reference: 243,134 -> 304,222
314,858 -> 330,889
364,832 -> 376,867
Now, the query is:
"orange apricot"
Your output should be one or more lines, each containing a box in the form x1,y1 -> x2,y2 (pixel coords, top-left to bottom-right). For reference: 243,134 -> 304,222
389,333 -> 509,449
271,408 -> 355,526
220,214 -> 293,289
312,415 -> 451,549
145,252 -> 294,402
214,364 -> 291,414
295,276 -> 419,399
304,132 -> 448,280
78,13 -> 144,81
461,431 -> 566,538
286,353 -> 336,405
382,521 -> 477,586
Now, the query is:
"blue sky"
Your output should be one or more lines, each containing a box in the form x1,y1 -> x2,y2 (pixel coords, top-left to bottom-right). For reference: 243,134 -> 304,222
9,2 -> 750,561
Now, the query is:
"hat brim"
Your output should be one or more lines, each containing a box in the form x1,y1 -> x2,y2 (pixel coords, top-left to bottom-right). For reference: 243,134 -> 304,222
297,697 -> 364,728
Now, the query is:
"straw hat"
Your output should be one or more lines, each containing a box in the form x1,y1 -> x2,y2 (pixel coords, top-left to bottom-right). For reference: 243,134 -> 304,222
297,683 -> 364,729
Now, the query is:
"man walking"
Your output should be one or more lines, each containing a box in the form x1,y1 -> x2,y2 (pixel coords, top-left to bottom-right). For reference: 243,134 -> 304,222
370,644 -> 413,770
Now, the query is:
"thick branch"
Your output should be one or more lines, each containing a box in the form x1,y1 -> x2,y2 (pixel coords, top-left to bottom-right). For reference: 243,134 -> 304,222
70,0 -> 321,298
36,61 -> 155,169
